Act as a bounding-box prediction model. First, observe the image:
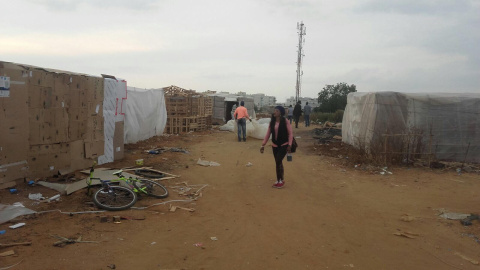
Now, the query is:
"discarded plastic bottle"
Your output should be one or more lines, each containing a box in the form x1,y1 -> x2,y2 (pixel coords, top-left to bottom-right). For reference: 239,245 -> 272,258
48,194 -> 61,201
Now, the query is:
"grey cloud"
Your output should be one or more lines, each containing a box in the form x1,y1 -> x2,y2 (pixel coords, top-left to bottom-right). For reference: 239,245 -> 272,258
25,0 -> 165,11
356,0 -> 473,15
335,63 -> 480,93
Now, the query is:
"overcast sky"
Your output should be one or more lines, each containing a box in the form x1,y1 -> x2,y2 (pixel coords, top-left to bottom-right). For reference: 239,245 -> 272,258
2,0 -> 479,102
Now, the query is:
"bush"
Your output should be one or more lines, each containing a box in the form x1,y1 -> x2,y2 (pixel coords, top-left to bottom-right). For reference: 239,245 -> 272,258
310,109 -> 344,124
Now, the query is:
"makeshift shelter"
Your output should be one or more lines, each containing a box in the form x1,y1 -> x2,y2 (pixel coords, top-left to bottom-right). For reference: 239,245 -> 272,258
342,92 -> 480,163
207,93 -> 255,124
124,87 -> 167,143
0,61 -> 126,188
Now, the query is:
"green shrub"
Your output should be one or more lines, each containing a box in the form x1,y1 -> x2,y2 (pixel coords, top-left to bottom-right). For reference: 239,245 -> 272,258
310,110 -> 344,123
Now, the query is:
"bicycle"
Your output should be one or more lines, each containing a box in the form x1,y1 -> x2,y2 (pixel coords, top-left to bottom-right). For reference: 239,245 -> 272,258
87,163 -> 169,211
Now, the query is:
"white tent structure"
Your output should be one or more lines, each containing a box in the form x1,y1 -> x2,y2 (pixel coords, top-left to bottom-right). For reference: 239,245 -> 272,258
342,92 -> 480,163
124,87 -> 167,144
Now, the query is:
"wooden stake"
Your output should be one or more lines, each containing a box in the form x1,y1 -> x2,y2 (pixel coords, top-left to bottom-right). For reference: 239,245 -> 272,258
0,242 -> 32,248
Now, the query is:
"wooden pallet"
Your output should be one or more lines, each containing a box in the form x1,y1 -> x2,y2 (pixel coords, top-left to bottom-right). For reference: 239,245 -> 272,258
165,116 -> 212,134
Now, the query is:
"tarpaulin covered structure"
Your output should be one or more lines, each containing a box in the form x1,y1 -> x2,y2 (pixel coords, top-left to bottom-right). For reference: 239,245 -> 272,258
342,92 -> 480,163
124,87 -> 167,144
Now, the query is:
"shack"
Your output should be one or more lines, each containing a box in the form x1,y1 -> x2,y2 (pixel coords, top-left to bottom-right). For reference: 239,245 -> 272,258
342,92 -> 480,163
207,92 -> 255,124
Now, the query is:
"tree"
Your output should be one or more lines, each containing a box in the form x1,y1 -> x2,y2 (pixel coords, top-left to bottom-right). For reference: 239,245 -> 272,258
317,82 -> 357,112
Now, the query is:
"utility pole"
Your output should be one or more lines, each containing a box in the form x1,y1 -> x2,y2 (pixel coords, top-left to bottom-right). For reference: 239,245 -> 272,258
295,21 -> 306,103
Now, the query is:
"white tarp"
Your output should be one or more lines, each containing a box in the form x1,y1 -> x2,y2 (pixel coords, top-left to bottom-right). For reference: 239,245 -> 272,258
221,118 -> 271,140
342,92 -> 480,163
124,88 -> 167,144
98,79 -> 127,164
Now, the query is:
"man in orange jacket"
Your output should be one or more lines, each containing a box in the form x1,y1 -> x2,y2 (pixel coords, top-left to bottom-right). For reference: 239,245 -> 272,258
233,101 -> 252,142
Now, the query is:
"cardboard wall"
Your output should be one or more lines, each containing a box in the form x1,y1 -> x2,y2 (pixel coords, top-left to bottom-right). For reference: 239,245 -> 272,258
0,61 -> 106,186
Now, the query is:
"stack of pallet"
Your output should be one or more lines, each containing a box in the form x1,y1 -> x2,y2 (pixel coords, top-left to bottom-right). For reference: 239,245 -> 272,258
164,85 -> 213,134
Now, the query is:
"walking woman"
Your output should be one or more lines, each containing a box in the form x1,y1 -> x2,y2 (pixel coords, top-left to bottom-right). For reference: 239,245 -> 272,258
260,106 -> 293,188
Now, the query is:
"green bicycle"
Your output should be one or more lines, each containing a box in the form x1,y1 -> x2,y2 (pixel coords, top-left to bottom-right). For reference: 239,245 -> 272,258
87,164 -> 169,211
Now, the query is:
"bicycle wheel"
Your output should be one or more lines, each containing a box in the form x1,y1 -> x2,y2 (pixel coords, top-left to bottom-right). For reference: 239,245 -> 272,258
93,186 -> 137,211
134,169 -> 165,179
138,179 -> 169,198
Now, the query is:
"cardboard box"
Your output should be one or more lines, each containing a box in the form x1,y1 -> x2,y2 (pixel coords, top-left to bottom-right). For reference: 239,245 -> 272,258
70,140 -> 91,171
113,121 -> 124,160
0,62 -> 29,184
85,141 -> 104,159
29,68 -> 55,87
1,61 -> 108,183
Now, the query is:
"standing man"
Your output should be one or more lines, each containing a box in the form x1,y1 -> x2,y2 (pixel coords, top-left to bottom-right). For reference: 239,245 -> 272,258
287,104 -> 293,124
293,101 -> 302,128
304,102 -> 312,127
234,101 -> 252,142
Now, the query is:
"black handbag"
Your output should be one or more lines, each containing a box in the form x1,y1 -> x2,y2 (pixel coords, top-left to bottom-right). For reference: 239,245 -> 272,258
290,137 -> 298,153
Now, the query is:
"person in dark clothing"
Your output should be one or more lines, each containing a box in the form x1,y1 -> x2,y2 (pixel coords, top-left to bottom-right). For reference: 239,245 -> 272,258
292,101 -> 302,128
260,106 -> 293,189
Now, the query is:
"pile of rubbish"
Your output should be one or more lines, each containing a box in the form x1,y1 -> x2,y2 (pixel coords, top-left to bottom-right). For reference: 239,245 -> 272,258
313,127 -> 342,144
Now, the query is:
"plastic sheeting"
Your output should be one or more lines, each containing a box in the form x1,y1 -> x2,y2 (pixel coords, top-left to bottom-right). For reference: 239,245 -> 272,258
342,92 -> 480,163
124,88 -> 167,144
98,79 -> 127,164
221,118 -> 271,140
0,203 -> 36,224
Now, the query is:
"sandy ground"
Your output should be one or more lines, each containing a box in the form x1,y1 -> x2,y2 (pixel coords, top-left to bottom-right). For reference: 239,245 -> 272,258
1,125 -> 480,270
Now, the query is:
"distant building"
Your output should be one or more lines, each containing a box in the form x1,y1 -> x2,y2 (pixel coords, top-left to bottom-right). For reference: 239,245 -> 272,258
249,93 -> 276,108
286,96 -> 319,109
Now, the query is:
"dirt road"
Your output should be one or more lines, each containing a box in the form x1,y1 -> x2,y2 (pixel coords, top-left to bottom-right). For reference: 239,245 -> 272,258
1,126 -> 479,269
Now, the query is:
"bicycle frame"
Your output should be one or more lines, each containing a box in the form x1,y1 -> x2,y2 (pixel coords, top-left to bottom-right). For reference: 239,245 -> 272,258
87,163 -> 150,195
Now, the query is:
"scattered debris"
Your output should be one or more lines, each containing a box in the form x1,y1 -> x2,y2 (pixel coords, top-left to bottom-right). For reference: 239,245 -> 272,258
197,158 -> 220,167
313,127 -> 342,144
380,167 -> 393,175
113,216 -> 121,224
0,242 -> 32,248
0,250 -> 15,257
438,211 -> 471,220
394,230 -> 418,239
28,193 -> 44,201
400,214 -> 415,222
147,147 -> 190,154
246,162 -> 253,167
107,264 -> 116,269
151,242 -> 156,245
429,161 -> 445,169
460,214 -> 479,226
120,216 -> 145,221
210,237 -> 218,241
48,194 -> 61,202
9,223 -> 25,229
461,233 -> 480,244
51,235 -> 99,247
193,242 -> 203,247
169,205 -> 195,212
454,251 -> 479,265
